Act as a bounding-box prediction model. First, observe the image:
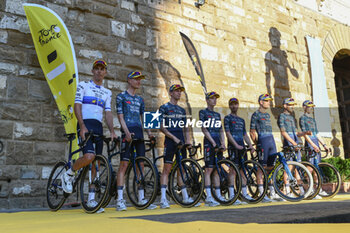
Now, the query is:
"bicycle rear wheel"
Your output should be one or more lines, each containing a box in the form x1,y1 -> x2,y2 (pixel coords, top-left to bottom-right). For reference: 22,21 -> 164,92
169,158 -> 204,207
301,161 -> 321,200
80,155 -> 111,213
211,159 -> 242,206
318,162 -> 341,199
273,161 -> 313,202
101,169 -> 117,208
239,160 -> 267,204
46,161 -> 68,211
126,156 -> 157,209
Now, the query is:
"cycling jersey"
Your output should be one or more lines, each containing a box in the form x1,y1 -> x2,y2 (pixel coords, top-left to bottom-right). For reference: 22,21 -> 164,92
299,113 -> 318,139
159,102 -> 186,141
75,80 -> 112,122
116,91 -> 144,139
250,110 -> 273,137
224,114 -> 246,146
199,108 -> 222,139
278,112 -> 300,145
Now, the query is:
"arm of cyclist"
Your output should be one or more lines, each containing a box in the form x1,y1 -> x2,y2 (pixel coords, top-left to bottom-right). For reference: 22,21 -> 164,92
225,130 -> 243,150
316,133 -> 329,151
183,124 -> 192,148
304,134 -> 320,152
249,129 -> 258,145
160,124 -> 180,144
280,130 -> 298,147
74,103 -> 88,140
201,126 -> 217,147
117,113 -> 133,142
243,133 -> 255,153
219,128 -> 226,151
105,111 -> 117,141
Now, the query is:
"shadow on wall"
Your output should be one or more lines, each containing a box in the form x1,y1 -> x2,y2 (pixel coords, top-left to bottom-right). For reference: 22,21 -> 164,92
331,129 -> 341,157
265,27 -> 299,119
155,59 -> 194,143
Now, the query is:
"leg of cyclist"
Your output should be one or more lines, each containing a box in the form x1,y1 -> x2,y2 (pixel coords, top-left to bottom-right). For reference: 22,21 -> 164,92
159,140 -> 175,209
204,146 -> 219,207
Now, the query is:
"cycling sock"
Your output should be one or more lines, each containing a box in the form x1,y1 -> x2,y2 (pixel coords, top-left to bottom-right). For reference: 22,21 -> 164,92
242,186 -> 248,196
269,185 -> 275,195
258,184 -> 264,195
229,186 -> 235,198
161,185 -> 167,201
215,188 -> 221,198
117,186 -> 124,201
88,192 -> 95,202
205,186 -> 212,198
67,168 -> 75,176
285,184 -> 291,194
138,189 -> 144,201
181,186 -> 189,200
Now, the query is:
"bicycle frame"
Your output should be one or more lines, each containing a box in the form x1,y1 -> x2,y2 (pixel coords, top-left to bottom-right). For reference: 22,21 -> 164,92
267,153 -> 294,183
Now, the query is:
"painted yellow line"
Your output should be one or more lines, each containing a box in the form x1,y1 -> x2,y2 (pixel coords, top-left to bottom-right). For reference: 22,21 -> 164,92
1,194 -> 350,233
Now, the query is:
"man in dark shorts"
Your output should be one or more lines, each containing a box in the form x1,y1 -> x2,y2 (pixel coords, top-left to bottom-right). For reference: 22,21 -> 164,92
250,94 -> 282,202
115,71 -> 156,211
224,97 -> 255,204
61,60 -> 117,213
200,91 -> 226,207
158,84 -> 193,209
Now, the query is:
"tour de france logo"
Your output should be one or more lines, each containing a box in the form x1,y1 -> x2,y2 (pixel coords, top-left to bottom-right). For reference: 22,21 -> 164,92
38,24 -> 61,46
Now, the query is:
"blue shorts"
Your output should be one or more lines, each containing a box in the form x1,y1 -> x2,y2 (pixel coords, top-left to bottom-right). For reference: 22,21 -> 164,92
120,132 -> 145,162
163,137 -> 187,164
204,137 -> 223,168
77,119 -> 103,155
306,137 -> 321,165
258,135 -> 277,166
228,140 -> 246,165
283,133 -> 301,162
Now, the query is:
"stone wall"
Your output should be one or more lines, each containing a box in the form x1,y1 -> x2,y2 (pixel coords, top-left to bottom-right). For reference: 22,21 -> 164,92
0,0 -> 348,209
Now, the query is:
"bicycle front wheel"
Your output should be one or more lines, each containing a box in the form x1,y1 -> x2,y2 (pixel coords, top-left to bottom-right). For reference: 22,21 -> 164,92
126,156 -> 158,209
273,161 -> 313,202
318,162 -> 341,199
80,155 -> 111,213
240,160 -> 267,204
301,161 -> 321,200
169,158 -> 204,207
46,161 -> 68,211
211,159 -> 242,205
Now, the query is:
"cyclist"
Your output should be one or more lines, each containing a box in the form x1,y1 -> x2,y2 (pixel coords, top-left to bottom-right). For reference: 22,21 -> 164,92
249,94 -> 282,202
224,97 -> 255,204
278,97 -> 309,197
299,100 -> 329,197
115,71 -> 156,211
158,84 -> 193,209
61,60 -> 117,213
200,91 -> 226,207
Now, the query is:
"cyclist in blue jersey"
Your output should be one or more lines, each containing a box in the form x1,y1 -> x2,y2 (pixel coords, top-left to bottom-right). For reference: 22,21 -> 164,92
200,91 -> 226,207
299,100 -> 329,196
224,97 -> 255,204
250,94 -> 282,202
158,84 -> 193,209
115,71 -> 156,211
61,60 -> 117,213
278,97 -> 310,198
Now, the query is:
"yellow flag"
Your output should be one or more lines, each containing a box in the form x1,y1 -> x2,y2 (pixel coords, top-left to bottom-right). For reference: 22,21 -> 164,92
23,4 -> 79,159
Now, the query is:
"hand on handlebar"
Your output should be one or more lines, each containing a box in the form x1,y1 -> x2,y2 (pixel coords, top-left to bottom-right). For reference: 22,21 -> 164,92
80,125 -> 89,141
125,132 -> 134,142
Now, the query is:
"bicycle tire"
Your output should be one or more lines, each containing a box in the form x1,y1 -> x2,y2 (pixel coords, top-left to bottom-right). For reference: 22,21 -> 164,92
239,160 -> 267,204
301,161 -> 321,200
80,155 -> 111,213
46,161 -> 68,211
169,158 -> 204,207
273,161 -> 313,202
126,156 -> 158,209
318,162 -> 341,199
211,159 -> 242,206
101,169 -> 117,208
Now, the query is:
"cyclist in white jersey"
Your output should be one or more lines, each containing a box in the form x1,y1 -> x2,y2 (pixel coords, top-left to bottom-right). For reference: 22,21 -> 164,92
61,60 -> 117,213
